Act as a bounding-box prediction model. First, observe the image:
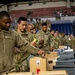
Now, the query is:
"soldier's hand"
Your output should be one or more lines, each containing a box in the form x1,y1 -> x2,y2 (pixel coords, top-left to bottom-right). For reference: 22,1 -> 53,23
14,48 -> 20,54
39,40 -> 44,44
50,46 -> 54,51
31,42 -> 36,47
38,50 -> 44,55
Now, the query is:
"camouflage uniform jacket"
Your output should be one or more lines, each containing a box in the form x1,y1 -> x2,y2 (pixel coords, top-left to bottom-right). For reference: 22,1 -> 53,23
14,31 -> 34,65
20,31 -> 34,43
0,29 -> 38,72
50,36 -> 60,49
35,30 -> 51,52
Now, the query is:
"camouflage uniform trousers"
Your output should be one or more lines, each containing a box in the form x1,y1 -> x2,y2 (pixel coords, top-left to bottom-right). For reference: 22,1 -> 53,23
0,71 -> 9,75
10,54 -> 34,72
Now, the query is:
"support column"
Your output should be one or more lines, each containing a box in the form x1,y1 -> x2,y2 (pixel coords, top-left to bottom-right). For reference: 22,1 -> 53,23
66,0 -> 71,8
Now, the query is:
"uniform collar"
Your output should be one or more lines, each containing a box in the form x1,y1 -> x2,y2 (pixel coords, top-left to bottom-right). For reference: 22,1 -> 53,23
22,31 -> 29,35
0,28 -> 11,34
41,29 -> 49,34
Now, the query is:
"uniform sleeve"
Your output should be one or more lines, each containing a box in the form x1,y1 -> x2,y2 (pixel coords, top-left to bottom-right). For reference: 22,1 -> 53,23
49,34 -> 51,47
35,33 -> 43,48
29,33 -> 34,43
15,31 -> 39,55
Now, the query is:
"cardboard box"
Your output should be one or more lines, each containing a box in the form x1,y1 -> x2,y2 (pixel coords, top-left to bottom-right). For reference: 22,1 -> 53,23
46,58 -> 53,71
39,70 -> 68,75
59,46 -> 65,49
29,57 -> 46,72
46,58 -> 58,71
8,72 -> 32,75
45,52 -> 58,71
29,53 -> 59,72
45,52 -> 58,59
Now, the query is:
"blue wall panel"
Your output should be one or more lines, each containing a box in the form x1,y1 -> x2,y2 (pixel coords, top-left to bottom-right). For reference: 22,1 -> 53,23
51,20 -> 73,35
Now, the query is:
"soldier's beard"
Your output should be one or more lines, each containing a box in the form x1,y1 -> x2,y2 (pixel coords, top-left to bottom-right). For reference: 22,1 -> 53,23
1,26 -> 10,31
43,30 -> 47,32
21,29 -> 26,32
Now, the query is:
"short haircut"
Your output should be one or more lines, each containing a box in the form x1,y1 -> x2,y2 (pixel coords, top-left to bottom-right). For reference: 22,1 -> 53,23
50,30 -> 55,32
0,11 -> 10,19
17,17 -> 27,23
42,22 -> 47,26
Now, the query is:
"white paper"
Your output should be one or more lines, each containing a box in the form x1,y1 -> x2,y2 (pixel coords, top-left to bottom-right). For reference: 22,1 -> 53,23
36,60 -> 40,65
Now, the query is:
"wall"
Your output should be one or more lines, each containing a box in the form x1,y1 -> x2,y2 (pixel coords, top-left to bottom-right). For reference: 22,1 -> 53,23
0,1 -> 75,12
0,5 -> 7,11
10,6 -> 68,18
40,16 -> 75,22
9,1 -> 67,18
0,1 -> 75,21
71,0 -> 75,6
61,16 -> 75,22
9,1 -> 66,10
9,1 -> 75,19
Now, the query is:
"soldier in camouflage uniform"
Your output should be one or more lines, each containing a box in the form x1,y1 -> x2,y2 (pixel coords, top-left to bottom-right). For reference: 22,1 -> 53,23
66,34 -> 75,49
66,34 -> 72,47
26,23 -> 37,41
59,32 -> 67,45
70,34 -> 75,50
26,23 -> 34,34
35,22 -> 51,53
46,20 -> 51,31
15,17 -> 36,71
0,11 -> 44,75
70,35 -> 75,58
17,17 -> 34,43
34,18 -> 42,31
50,30 -> 55,39
50,31 -> 60,49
